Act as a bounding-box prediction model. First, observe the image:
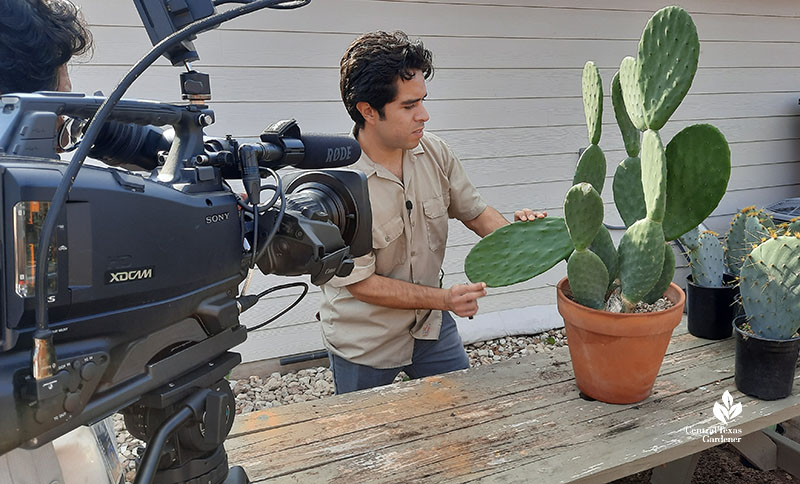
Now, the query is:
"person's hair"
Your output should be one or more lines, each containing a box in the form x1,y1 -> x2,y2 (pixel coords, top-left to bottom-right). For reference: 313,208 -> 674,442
0,0 -> 92,94
340,30 -> 433,135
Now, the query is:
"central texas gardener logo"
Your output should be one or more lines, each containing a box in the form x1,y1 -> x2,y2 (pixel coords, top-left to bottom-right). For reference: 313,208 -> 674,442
713,390 -> 742,425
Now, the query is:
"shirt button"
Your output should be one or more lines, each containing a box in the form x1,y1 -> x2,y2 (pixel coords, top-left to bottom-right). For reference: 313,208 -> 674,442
411,251 -> 416,256
385,235 -> 390,242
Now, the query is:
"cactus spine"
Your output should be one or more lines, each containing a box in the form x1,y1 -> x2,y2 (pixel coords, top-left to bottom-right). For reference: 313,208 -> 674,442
465,6 -> 731,313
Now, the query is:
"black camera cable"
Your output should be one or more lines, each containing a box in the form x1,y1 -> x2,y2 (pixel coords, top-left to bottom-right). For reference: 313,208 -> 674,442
32,0 -> 309,381
237,282 -> 309,332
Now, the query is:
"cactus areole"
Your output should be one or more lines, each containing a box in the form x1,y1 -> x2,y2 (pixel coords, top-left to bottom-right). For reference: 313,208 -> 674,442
465,5 -> 730,314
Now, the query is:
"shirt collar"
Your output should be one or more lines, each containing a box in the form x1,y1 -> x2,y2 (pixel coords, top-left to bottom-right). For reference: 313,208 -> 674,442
356,137 -> 426,179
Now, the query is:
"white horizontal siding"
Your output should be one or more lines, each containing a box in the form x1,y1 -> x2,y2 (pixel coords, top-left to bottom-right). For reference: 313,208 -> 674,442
70,0 -> 800,364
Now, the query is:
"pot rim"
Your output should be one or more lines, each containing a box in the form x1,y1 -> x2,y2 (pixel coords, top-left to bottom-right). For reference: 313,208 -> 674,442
733,314 -> 800,343
557,277 -> 685,317
556,277 -> 686,337
686,273 -> 738,289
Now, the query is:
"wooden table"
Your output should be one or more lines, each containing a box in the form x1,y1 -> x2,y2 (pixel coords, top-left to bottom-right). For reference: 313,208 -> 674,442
225,318 -> 800,483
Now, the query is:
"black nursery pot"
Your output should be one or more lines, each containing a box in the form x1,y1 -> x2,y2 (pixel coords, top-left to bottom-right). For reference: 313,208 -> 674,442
734,315 -> 800,401
686,274 -> 739,340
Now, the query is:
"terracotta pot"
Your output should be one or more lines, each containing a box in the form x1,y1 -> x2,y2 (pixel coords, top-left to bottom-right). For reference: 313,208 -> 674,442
557,277 -> 686,404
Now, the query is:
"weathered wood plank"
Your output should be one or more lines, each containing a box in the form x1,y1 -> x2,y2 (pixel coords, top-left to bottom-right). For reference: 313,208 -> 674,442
227,331 -> 794,483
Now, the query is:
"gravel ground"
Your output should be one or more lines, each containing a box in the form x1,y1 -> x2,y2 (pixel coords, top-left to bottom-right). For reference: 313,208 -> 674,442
113,328 -> 569,483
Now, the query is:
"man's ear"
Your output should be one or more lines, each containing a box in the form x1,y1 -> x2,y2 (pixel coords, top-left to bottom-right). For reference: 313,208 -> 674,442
356,101 -> 378,125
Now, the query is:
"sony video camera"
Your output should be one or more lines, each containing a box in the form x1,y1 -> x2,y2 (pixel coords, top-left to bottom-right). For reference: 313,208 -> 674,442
0,1 -> 370,483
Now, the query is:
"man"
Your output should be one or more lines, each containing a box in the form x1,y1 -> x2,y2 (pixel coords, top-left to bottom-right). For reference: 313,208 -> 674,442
321,30 -> 545,394
0,0 -> 91,96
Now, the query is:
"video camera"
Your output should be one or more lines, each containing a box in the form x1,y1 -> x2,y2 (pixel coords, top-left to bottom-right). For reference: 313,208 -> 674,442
0,1 -> 370,483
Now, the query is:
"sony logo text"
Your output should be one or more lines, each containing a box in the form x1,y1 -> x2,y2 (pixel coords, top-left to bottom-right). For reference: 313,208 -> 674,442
206,212 -> 229,224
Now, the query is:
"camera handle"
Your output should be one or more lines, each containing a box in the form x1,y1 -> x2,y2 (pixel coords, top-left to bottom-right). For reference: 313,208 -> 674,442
125,352 -> 249,484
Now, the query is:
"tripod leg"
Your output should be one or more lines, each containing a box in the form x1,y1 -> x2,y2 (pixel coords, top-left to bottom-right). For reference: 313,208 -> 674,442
223,466 -> 250,484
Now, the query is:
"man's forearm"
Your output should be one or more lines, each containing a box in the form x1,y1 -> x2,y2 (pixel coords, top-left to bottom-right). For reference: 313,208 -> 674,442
464,206 -> 509,237
347,274 -> 447,310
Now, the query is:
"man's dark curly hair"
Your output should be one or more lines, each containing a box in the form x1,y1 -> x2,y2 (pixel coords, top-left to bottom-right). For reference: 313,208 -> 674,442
340,31 -> 433,135
0,0 -> 92,94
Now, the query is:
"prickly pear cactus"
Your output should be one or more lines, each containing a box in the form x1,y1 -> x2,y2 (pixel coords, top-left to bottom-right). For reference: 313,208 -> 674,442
465,6 -> 730,314
787,217 -> 800,235
565,183 -> 608,308
679,226 -> 700,251
464,217 -> 573,287
614,6 -> 730,310
611,71 -> 645,228
726,207 -> 773,276
740,235 -> 800,340
642,243 -> 676,304
661,124 -> 730,241
635,6 -> 699,131
688,231 -> 725,287
574,62 -> 607,195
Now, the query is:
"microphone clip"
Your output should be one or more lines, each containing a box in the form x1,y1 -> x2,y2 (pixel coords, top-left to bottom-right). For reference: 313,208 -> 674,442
259,119 -> 304,168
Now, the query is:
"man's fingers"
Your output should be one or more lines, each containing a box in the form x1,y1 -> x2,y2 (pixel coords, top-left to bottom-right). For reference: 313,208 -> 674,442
515,208 -> 547,222
459,282 -> 486,293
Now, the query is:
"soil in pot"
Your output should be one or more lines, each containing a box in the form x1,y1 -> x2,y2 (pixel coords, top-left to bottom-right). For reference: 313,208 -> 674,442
734,315 -> 800,401
686,273 -> 739,340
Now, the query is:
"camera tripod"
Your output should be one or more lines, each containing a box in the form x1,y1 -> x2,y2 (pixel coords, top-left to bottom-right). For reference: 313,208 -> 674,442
123,351 -> 249,484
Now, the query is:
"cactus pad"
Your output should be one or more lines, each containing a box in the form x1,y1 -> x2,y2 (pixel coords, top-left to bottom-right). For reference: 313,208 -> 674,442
567,250 -> 609,310
740,236 -> 800,339
573,144 -> 607,195
662,124 -> 731,241
582,61 -> 603,146
636,6 -> 699,130
589,225 -> 619,283
618,218 -> 666,305
679,225 -> 700,251
565,183 -> 604,251
786,218 -> 800,235
465,217 -> 573,287
744,214 -> 769,251
612,156 -> 646,228
726,209 -> 750,276
611,71 -> 641,157
641,129 -> 667,223
619,56 -> 646,131
690,231 -> 725,287
642,242 -> 676,303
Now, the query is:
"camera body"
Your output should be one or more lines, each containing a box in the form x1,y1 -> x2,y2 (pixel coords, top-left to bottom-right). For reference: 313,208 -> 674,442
0,91 -> 370,457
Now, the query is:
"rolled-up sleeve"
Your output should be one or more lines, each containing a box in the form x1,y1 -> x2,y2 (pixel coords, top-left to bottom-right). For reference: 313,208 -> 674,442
327,252 -> 375,288
442,145 -> 487,222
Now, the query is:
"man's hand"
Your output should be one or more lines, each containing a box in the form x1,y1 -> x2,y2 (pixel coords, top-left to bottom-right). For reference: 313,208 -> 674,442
514,208 -> 547,222
444,282 -> 487,317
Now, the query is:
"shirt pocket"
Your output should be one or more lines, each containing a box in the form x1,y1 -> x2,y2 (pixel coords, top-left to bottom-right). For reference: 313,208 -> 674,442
373,215 -> 406,274
423,196 -> 449,253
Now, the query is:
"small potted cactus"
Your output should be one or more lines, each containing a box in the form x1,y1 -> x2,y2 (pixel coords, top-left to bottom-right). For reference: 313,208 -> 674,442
465,6 -> 731,404
735,233 -> 800,400
679,226 -> 739,339
679,209 -> 799,340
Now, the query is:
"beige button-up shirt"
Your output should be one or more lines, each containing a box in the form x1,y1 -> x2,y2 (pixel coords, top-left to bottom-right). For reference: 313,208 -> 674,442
319,132 -> 487,368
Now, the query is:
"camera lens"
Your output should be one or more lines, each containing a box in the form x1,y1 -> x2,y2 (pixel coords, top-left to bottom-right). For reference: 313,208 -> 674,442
284,182 -> 348,233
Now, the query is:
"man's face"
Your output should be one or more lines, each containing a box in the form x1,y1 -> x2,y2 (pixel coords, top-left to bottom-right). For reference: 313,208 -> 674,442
372,70 -> 430,150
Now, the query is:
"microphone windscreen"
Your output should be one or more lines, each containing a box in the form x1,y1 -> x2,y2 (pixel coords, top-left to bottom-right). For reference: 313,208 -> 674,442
295,134 -> 361,170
